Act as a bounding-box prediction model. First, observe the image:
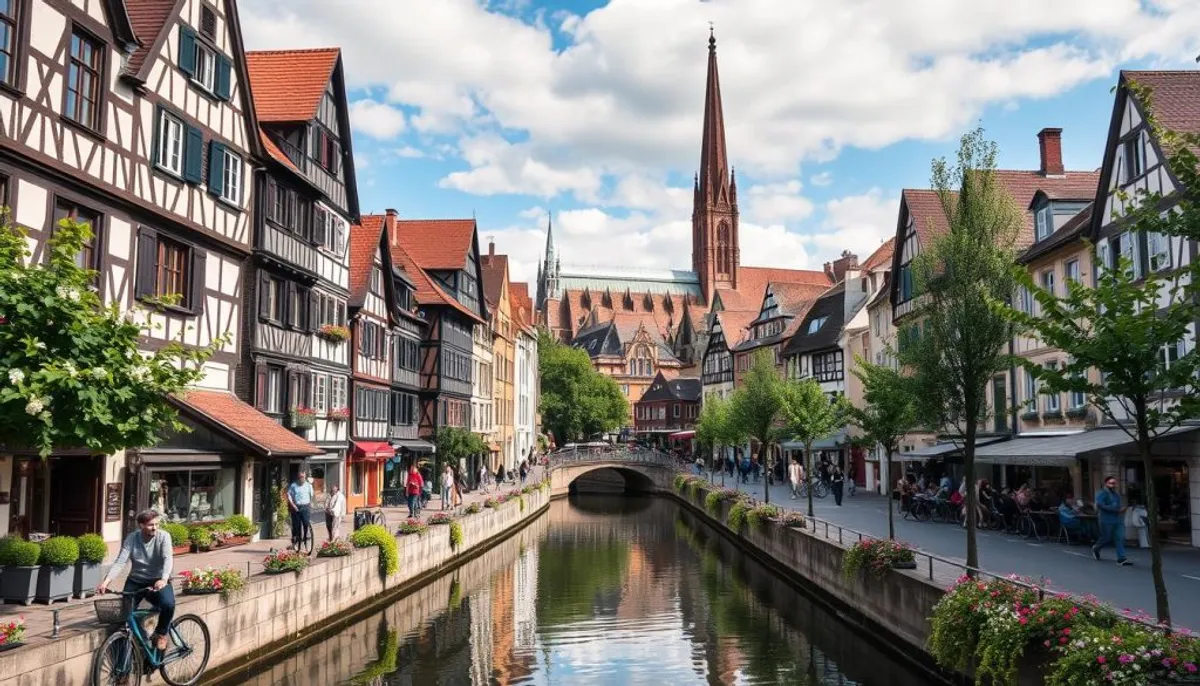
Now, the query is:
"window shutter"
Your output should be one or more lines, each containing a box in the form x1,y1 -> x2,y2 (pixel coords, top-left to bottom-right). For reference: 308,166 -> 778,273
151,106 -> 163,167
285,281 -> 297,327
207,140 -> 225,196
183,125 -> 204,183
265,180 -> 276,222
254,363 -> 267,409
308,290 -> 319,332
214,53 -> 232,100
287,370 -> 298,411
189,247 -> 206,315
178,26 -> 197,77
134,226 -> 158,300
312,207 -> 327,246
258,272 -> 271,320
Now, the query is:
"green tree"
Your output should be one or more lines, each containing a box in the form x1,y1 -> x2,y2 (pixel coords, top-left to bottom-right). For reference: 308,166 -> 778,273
695,393 -> 744,480
433,426 -> 488,489
993,83 -> 1200,626
0,214 -> 219,457
847,357 -> 917,539
781,377 -> 850,518
901,127 -> 1024,571
537,331 -> 628,442
728,350 -> 789,504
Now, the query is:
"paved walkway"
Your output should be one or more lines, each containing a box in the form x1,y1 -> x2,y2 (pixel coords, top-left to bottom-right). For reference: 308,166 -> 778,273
0,468 -> 542,652
704,470 -> 1200,629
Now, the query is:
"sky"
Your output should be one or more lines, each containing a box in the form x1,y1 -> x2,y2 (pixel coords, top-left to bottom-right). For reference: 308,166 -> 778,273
239,0 -> 1200,286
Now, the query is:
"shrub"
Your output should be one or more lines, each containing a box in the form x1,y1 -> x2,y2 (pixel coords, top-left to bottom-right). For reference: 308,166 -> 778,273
484,497 -> 499,509
449,521 -> 464,551
38,536 -> 80,566
262,549 -> 308,573
189,526 -> 213,548
465,502 -> 482,515
841,538 -> 915,580
317,539 -> 351,557
0,539 -> 41,567
727,501 -> 751,532
350,524 -> 398,576
777,511 -> 806,528
427,512 -> 453,525
76,534 -> 107,564
687,480 -> 703,499
179,566 -> 245,597
398,518 -> 428,536
746,504 -> 782,529
704,491 -> 722,513
0,536 -> 18,559
163,522 -> 190,548
227,514 -> 255,537
673,473 -> 689,492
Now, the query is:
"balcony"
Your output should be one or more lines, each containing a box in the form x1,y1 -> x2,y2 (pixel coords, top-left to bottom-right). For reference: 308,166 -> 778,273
260,224 -> 318,276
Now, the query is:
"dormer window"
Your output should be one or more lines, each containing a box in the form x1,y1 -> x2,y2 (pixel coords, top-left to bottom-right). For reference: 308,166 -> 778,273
1035,205 -> 1053,241
1123,132 -> 1145,184
807,316 -> 828,334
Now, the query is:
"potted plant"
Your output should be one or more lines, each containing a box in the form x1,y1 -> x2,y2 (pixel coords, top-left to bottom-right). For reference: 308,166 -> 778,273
163,523 -> 191,556
225,515 -> 255,546
287,406 -> 316,430
0,538 -> 40,605
74,533 -> 107,599
180,566 -> 245,598
0,617 -> 26,652
317,539 -> 351,558
327,406 -> 350,422
262,549 -> 309,574
397,518 -> 428,536
316,324 -> 351,343
189,525 -> 214,552
35,536 -> 79,604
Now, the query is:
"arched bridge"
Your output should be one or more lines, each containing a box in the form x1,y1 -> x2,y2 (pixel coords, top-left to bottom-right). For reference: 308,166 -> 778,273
547,447 -> 680,497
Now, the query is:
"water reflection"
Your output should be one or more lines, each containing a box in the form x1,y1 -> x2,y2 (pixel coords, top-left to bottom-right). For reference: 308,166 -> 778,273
219,496 -> 936,685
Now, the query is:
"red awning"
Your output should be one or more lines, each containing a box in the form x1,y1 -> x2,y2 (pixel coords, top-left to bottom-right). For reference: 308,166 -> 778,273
669,430 -> 696,440
351,441 -> 394,461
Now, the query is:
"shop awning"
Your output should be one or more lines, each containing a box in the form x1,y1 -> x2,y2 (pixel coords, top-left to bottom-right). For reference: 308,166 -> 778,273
669,430 -> 695,440
391,438 -> 434,453
898,436 -> 1007,461
973,426 -> 1200,466
781,430 -> 848,452
170,391 -> 323,458
351,441 -> 394,461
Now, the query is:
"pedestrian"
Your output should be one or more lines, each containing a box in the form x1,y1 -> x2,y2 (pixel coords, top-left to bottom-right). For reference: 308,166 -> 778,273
442,464 -> 455,511
1093,475 -> 1131,565
97,510 -> 175,651
287,470 -> 314,552
325,484 -> 346,540
405,464 -> 424,518
519,460 -> 528,485
495,462 -> 506,487
694,456 -> 704,476
788,457 -> 803,499
479,463 -> 489,493
832,466 -> 845,506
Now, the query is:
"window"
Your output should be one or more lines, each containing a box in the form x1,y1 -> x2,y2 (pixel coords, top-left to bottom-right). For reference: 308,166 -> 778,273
259,274 -> 282,321
194,42 -> 216,92
1097,241 -> 1111,275
155,237 -> 189,301
255,365 -> 283,413
65,29 -> 102,130
156,111 -> 185,175
1044,362 -> 1060,413
312,373 -> 328,414
207,142 -> 242,204
391,391 -> 417,426
53,199 -> 101,270
355,387 -> 389,421
898,264 -> 913,301
1023,369 -> 1037,411
330,376 -> 347,411
807,316 -> 828,334
1161,339 -> 1185,370
1147,232 -> 1170,272
369,268 -> 382,294
350,462 -> 364,495
1065,259 -> 1080,284
673,404 -> 680,418
148,467 -> 235,524
1123,133 -> 1145,183
812,351 -> 844,382
178,25 -> 230,100
1040,269 -> 1055,297
1019,286 -> 1034,314
0,0 -> 18,87
287,371 -> 310,411
1118,231 -> 1141,279
1035,205 -> 1052,241
314,206 -> 347,256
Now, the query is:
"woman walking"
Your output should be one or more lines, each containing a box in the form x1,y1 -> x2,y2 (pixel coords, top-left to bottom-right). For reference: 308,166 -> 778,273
832,466 -> 846,506
441,464 -> 455,511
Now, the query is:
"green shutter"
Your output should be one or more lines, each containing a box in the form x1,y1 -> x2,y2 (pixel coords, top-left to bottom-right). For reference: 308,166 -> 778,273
178,26 -> 197,77
208,140 -> 225,197
150,105 -> 163,167
214,54 -> 232,100
183,124 -> 204,183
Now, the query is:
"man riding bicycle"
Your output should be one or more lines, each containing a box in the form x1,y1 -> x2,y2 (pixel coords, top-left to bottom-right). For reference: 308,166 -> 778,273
287,470 -> 314,552
97,509 -> 175,651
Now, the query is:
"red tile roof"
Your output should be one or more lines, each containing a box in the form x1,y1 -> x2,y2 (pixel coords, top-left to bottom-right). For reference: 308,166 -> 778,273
260,130 -> 301,174
126,0 -> 177,76
861,238 -> 895,272
510,282 -> 534,329
388,231 -> 485,325
391,219 -> 477,271
480,254 -> 509,308
245,49 -> 340,122
172,390 -> 322,457
714,309 -> 759,348
348,216 -> 385,307
1123,71 -> 1200,136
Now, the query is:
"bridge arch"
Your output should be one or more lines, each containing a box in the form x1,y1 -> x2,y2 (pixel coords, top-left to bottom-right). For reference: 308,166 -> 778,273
547,450 -> 677,497
566,465 -> 658,495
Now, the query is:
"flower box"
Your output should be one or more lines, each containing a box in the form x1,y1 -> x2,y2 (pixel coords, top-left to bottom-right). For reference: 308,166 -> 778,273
0,566 -> 39,605
287,408 -> 316,430
172,545 -> 192,556
222,535 -> 251,547
316,324 -> 351,343
0,617 -> 26,652
327,407 -> 350,422
180,566 -> 245,597
262,550 -> 309,574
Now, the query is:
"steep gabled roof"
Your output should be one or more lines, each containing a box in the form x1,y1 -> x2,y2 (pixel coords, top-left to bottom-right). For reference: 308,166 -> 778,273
638,372 -> 702,404
387,229 -> 485,325
480,254 -> 509,308
125,0 -> 178,76
245,48 -> 340,122
861,238 -> 895,272
392,219 -> 477,271
171,391 -> 322,457
348,216 -> 387,309
510,282 -> 534,329
783,282 -> 847,356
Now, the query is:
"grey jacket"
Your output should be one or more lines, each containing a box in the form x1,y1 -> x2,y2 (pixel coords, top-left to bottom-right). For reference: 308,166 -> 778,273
104,530 -> 174,584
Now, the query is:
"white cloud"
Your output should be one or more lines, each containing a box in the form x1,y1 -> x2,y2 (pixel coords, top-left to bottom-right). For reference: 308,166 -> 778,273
745,180 -> 815,224
348,99 -> 407,139
805,188 -> 900,264
395,146 -> 426,158
439,134 -> 604,200
810,171 -> 833,187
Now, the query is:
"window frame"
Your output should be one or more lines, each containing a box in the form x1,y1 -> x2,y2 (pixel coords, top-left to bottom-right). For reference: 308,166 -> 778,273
1123,132 -> 1146,184
1035,205 -> 1052,241
64,26 -> 104,132
1065,259 -> 1080,284
312,372 -> 328,415
52,197 -> 102,272
0,0 -> 23,90
219,147 -> 242,205
156,110 -> 185,176
193,40 -> 216,93
154,235 -> 190,304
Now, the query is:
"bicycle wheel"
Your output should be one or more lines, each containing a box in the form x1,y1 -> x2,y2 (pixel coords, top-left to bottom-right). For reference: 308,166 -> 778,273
299,521 -> 314,555
374,509 -> 388,530
814,482 -> 829,499
92,630 -> 144,686
913,501 -> 932,522
159,614 -> 211,686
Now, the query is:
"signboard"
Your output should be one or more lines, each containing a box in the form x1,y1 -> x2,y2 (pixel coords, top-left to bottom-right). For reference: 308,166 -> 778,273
105,482 -> 122,522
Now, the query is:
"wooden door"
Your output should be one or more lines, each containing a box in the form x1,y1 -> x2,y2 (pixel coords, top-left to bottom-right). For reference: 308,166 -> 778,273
50,455 -> 101,535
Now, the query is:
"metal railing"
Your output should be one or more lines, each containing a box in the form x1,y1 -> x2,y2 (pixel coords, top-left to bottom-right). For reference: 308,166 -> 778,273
547,446 -> 678,469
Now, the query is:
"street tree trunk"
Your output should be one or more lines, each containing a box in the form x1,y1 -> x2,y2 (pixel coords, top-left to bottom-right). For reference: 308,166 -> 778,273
886,441 -> 896,540
1135,402 -> 1171,626
805,440 -> 815,518
759,441 -> 770,504
963,420 -> 979,574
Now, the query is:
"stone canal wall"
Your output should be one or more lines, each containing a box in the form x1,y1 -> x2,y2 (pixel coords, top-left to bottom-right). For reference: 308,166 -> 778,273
0,487 -> 550,686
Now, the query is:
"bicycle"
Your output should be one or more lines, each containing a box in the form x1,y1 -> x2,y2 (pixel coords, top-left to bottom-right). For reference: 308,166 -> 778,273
90,588 -> 211,686
798,477 -> 829,500
291,509 -> 314,556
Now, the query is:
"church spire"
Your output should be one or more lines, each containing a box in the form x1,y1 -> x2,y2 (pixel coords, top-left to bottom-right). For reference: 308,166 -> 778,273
692,28 -> 738,305
698,28 -> 729,208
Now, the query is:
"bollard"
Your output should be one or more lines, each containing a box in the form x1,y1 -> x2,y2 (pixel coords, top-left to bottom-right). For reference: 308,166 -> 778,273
247,560 -> 251,578
928,556 -> 933,580
52,609 -> 61,639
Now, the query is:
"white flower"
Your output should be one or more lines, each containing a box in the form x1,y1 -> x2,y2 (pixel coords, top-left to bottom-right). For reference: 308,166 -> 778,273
7,368 -> 24,385
55,285 -> 80,302
91,368 -> 107,380
39,410 -> 50,421
62,362 -> 77,377
130,365 -> 149,381
25,398 -> 43,415
33,340 -> 46,350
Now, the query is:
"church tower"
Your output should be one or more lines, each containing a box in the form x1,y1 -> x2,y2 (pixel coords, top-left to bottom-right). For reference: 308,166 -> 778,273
535,214 -> 559,309
692,29 -> 739,305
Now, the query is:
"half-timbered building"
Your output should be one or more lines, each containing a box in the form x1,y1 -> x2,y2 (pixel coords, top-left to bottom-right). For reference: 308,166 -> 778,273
0,0 -> 321,543
390,219 -> 487,450
346,215 -> 396,510
241,47 -> 360,509
482,242 -> 516,472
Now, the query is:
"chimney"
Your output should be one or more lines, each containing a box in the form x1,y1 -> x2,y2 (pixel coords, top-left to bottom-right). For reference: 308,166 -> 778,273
827,250 -> 859,284
487,234 -> 495,263
1038,128 -> 1064,176
385,208 -> 398,218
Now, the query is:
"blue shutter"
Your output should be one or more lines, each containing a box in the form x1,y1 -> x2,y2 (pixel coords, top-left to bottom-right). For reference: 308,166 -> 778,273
178,26 -> 197,77
207,140 -> 225,197
214,54 -> 232,100
183,125 -> 204,183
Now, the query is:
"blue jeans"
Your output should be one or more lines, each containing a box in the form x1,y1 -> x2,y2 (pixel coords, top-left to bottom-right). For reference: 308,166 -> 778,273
124,578 -> 175,638
290,504 -> 311,547
407,494 -> 420,518
1094,520 -> 1127,561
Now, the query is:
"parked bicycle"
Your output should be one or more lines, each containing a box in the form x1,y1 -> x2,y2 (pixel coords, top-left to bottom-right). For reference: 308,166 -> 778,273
798,477 -> 829,499
90,588 -> 211,686
292,515 -> 314,556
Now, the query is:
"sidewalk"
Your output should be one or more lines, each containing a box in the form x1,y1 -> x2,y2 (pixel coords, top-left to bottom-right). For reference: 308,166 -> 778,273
0,467 -> 543,651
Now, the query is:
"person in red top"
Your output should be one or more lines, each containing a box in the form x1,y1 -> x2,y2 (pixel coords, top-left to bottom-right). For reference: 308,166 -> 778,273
405,465 -> 424,518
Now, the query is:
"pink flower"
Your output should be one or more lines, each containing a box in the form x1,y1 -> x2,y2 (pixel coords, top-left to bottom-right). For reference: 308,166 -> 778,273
1185,663 -> 1197,673
1097,656 -> 1107,664
1118,654 -> 1134,664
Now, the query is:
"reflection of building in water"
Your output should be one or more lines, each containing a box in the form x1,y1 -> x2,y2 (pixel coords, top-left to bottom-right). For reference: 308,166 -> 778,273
513,548 -> 538,650
468,587 -> 493,685
490,564 -> 516,683
615,541 -> 672,620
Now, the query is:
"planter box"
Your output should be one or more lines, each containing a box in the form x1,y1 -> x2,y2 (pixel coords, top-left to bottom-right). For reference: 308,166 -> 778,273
1,566 -> 39,605
172,545 -> 191,556
36,565 -> 74,604
182,588 -> 220,596
74,561 -> 102,599
222,536 -> 250,547
891,560 -> 917,570
0,641 -> 23,653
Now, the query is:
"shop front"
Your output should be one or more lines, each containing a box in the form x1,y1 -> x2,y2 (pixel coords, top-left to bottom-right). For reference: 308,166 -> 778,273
348,441 -> 392,510
3,450 -> 105,539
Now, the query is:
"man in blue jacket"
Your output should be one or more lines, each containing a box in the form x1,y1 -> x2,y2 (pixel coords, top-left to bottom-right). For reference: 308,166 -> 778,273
1093,475 -> 1132,566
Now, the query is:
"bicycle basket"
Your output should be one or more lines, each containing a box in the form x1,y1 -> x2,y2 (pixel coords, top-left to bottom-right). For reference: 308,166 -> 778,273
93,596 -> 133,625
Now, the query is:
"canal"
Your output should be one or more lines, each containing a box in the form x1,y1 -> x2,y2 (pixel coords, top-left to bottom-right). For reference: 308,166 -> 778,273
214,496 -> 934,685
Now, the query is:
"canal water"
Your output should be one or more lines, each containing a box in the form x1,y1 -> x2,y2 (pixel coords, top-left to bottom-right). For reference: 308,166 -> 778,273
215,496 -> 935,685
